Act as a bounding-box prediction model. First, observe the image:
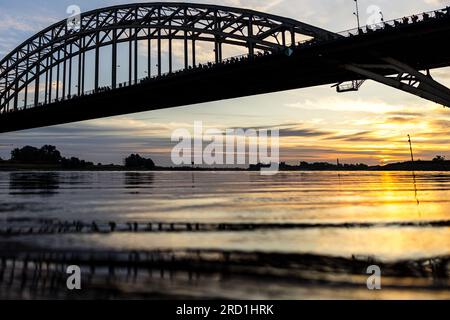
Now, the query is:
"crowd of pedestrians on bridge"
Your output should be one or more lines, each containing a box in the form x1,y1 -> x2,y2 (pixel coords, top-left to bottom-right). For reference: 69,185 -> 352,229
136,50 -> 272,84
6,49 -> 273,112
347,6 -> 450,37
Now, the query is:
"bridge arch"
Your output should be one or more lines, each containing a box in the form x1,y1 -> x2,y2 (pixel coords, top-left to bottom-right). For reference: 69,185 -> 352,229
0,2 -> 336,113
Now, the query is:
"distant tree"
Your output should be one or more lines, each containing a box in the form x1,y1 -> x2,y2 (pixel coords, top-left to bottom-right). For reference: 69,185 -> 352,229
61,157 -> 94,169
433,155 -> 446,162
11,146 -> 38,162
39,145 -> 62,163
11,145 -> 62,163
124,154 -> 155,169
249,163 -> 273,171
299,161 -> 309,167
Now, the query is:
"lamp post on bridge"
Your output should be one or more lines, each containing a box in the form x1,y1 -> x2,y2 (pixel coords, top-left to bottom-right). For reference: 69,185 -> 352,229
353,0 -> 361,33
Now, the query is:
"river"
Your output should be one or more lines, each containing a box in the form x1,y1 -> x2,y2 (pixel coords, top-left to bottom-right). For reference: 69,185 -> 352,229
0,171 -> 449,299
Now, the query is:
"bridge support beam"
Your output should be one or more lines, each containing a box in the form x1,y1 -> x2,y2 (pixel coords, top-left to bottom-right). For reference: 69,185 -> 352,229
134,29 -> 138,83
24,56 -> 29,109
34,39 -> 41,107
68,45 -> 72,97
95,31 -> 100,91
147,35 -> 151,78
112,30 -> 117,89
344,57 -> 450,108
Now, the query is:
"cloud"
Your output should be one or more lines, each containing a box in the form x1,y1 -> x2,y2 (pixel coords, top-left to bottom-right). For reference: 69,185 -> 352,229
384,116 -> 421,124
0,10 -> 58,58
429,119 -> 450,129
279,126 -> 333,138
385,111 -> 424,117
285,96 -> 406,114
0,11 -> 58,33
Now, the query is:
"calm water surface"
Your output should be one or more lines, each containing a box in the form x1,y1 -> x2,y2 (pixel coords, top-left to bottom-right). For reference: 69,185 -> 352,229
0,171 -> 449,299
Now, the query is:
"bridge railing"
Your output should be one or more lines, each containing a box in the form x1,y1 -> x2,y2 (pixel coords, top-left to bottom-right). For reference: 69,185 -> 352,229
337,7 -> 450,38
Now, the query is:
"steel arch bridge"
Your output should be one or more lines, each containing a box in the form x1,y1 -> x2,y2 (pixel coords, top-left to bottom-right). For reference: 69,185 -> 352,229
1,3 -> 450,133
0,2 -> 336,113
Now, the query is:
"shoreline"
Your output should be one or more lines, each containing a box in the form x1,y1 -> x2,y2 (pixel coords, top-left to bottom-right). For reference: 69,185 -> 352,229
2,167 -> 450,172
2,159 -> 450,172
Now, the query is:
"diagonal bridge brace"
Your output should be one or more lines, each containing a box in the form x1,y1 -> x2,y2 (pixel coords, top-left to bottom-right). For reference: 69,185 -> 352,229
342,57 -> 450,107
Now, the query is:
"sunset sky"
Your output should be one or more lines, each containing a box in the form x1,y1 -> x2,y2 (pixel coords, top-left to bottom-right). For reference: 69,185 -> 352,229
1,0 -> 450,166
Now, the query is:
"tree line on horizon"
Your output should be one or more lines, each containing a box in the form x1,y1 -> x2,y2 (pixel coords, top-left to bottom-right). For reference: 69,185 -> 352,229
0,145 -> 448,170
0,145 -> 156,170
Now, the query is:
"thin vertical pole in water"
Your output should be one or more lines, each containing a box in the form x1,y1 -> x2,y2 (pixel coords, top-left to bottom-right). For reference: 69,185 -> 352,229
408,134 -> 415,163
408,134 -> 420,208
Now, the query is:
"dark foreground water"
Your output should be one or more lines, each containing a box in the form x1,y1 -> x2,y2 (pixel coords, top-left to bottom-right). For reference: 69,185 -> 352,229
0,171 -> 448,299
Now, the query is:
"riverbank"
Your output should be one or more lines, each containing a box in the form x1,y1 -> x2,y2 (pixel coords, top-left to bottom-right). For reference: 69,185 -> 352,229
0,162 -> 247,171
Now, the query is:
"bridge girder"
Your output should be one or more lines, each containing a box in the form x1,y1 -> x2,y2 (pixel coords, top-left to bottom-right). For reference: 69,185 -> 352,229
343,57 -> 450,107
0,2 -> 338,113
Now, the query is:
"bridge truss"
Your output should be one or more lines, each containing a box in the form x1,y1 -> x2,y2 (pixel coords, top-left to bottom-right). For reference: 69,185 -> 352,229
0,2 -> 337,114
